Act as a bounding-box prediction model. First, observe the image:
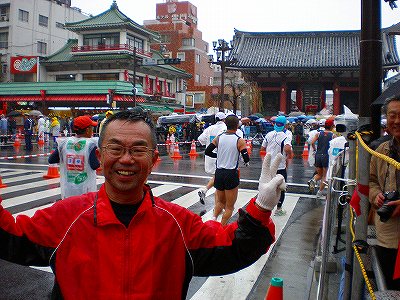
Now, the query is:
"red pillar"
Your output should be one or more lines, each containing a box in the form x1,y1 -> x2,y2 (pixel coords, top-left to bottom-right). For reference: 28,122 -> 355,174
279,83 -> 287,114
296,87 -> 302,111
320,89 -> 326,110
333,83 -> 340,115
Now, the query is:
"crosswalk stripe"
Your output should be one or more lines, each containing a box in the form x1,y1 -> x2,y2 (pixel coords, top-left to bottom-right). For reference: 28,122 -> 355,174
151,184 -> 181,196
2,178 -> 105,209
2,172 -> 45,184
0,178 -> 60,194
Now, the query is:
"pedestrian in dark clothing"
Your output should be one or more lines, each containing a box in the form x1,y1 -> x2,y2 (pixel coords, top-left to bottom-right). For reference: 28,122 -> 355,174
8,117 -> 16,141
23,114 -> 34,151
0,114 -> 8,145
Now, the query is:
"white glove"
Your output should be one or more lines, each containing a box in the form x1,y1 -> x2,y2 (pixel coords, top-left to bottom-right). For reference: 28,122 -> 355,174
256,153 -> 286,211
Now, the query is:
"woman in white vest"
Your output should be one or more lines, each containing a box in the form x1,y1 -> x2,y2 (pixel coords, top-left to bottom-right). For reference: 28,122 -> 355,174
48,116 -> 100,199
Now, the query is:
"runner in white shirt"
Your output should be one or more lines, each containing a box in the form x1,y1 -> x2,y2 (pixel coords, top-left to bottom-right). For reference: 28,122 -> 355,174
197,112 -> 227,204
260,115 -> 293,216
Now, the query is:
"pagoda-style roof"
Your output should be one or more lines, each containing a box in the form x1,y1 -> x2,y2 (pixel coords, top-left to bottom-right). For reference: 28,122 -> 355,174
43,39 -> 191,78
229,29 -> 400,72
64,1 -> 159,41
0,81 -> 143,96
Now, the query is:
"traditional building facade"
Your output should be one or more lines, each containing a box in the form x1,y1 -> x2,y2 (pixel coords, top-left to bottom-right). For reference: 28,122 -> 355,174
144,0 -> 213,111
0,1 -> 191,115
228,29 -> 400,116
0,0 -> 87,82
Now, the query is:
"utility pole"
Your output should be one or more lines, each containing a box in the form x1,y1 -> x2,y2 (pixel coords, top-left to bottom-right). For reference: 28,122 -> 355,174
133,46 -> 137,107
350,1 -> 382,299
209,39 -> 236,112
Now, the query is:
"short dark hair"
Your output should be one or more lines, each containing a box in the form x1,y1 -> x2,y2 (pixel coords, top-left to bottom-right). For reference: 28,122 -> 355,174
225,115 -> 239,130
98,108 -> 157,149
383,96 -> 400,115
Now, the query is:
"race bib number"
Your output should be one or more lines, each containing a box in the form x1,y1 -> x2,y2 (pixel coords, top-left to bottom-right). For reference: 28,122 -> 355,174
66,154 -> 85,171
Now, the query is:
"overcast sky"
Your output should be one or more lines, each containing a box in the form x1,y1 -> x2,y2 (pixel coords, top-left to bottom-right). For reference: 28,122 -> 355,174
71,0 -> 400,48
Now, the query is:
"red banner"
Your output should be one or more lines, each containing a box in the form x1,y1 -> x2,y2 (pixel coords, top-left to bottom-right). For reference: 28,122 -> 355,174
10,56 -> 38,74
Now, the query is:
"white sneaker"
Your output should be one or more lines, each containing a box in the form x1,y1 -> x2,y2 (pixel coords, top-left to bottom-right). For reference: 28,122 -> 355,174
198,189 -> 206,205
274,208 -> 287,216
316,190 -> 325,198
307,179 -> 316,193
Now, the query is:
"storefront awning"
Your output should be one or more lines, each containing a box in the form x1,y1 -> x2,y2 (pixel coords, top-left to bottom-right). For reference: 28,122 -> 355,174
0,95 -> 147,103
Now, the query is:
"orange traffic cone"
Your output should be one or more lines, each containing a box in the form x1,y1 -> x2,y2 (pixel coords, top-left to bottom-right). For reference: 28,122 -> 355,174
13,131 -> 21,147
43,164 -> 60,179
301,142 -> 309,158
155,147 -> 161,162
0,173 -> 7,188
246,140 -> 252,155
188,140 -> 199,157
38,132 -> 45,146
170,143 -> 182,159
265,277 -> 283,300
247,139 -> 253,150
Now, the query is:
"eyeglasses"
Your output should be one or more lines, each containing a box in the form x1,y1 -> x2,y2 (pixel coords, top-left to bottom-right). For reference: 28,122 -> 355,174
102,144 -> 155,158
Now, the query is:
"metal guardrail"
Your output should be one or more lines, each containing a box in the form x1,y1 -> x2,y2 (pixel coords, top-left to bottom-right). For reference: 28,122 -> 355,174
317,149 -> 356,300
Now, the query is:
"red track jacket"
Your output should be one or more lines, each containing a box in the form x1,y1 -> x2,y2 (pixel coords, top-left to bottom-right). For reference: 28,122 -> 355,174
0,184 -> 275,299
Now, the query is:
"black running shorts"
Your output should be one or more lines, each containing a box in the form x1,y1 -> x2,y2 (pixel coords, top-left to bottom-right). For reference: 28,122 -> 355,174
214,168 -> 240,190
315,153 -> 329,168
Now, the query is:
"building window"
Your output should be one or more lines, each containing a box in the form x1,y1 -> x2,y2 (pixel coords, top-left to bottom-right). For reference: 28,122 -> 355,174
0,7 -> 9,21
205,43 -> 208,52
83,73 -> 119,81
127,34 -> 144,51
37,41 -> 47,54
194,92 -> 205,104
160,34 -> 171,43
209,77 -> 213,85
195,74 -> 200,83
56,22 -> 64,29
196,54 -> 200,64
39,15 -> 48,27
0,32 -> 8,48
83,33 -> 120,47
182,38 -> 195,47
1,63 -> 7,74
177,52 -> 185,62
18,9 -> 29,22
56,74 -> 75,81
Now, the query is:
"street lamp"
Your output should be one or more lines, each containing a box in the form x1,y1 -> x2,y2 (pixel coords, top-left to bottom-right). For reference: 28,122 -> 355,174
209,39 -> 236,112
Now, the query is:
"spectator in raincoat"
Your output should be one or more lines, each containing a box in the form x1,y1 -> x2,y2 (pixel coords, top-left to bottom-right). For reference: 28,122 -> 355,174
50,117 -> 60,149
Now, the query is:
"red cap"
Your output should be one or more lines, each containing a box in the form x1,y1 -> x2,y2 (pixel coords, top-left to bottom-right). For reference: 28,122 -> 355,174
325,118 -> 335,128
73,116 -> 98,130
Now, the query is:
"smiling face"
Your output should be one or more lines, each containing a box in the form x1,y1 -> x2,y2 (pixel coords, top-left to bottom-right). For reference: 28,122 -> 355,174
96,119 -> 158,204
386,100 -> 400,141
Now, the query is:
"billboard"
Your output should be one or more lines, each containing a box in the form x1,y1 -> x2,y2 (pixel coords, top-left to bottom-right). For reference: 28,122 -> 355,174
10,56 -> 38,74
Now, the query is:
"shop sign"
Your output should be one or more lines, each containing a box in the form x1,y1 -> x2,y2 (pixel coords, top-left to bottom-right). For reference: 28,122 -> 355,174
10,56 -> 38,74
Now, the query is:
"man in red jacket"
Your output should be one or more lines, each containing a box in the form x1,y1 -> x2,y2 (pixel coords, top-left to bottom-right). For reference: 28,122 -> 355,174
0,108 -> 286,299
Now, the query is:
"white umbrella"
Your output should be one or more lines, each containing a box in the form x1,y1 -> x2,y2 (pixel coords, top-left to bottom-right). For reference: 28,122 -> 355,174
305,118 -> 317,124
28,110 -> 43,116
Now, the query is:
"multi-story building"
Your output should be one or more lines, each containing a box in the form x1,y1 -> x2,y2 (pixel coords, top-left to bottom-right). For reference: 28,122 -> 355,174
0,1 -> 191,117
0,0 -> 87,82
144,0 -> 214,111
